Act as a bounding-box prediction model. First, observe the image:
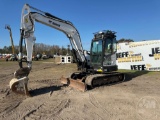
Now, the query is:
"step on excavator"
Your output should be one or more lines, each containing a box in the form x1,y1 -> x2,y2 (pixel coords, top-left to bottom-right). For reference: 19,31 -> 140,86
9,4 -> 125,96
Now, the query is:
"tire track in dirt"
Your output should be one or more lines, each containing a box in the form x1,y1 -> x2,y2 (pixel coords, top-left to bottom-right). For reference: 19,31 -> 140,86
21,104 -> 44,120
0,65 -> 61,120
31,63 -> 59,72
87,92 -> 110,119
0,101 -> 21,116
0,88 -> 10,96
0,83 -> 69,120
23,99 -> 70,120
0,71 -> 17,100
55,90 -> 109,120
30,78 -> 61,86
27,78 -> 62,98
0,63 -> 74,119
0,73 -> 25,119
0,65 -> 26,120
0,73 -> 14,101
56,99 -> 87,119
0,73 -> 13,85
0,94 -> 25,119
0,73 -> 13,79
0,66 -> 59,100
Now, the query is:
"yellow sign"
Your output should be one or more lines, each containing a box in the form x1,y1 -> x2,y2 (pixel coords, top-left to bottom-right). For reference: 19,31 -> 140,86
118,56 -> 143,63
154,54 -> 160,60
117,51 -> 143,63
146,64 -> 152,70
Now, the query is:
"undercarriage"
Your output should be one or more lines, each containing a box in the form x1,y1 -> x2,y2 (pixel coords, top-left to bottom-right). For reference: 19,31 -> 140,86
9,67 -> 125,96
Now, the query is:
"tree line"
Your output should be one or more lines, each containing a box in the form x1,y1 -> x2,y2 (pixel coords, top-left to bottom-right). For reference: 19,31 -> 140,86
117,38 -> 134,43
0,43 -> 71,56
0,38 -> 134,55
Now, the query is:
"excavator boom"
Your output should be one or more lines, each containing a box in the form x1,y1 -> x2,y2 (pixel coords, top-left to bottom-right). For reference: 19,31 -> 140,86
10,4 -> 88,96
10,4 -> 125,96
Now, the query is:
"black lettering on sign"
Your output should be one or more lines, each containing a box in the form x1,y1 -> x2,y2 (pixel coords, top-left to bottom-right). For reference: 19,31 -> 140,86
48,20 -> 60,27
131,64 -> 146,70
149,47 -> 160,57
116,52 -> 128,58
155,47 -> 160,53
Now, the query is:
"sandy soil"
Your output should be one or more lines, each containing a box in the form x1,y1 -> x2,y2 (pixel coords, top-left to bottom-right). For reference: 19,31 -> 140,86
0,60 -> 160,120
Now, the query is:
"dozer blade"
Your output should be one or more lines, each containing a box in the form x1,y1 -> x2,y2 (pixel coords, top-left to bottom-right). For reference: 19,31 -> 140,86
61,77 -> 86,92
9,77 -> 30,96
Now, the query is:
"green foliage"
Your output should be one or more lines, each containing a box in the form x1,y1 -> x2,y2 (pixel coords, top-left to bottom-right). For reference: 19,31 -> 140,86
117,38 -> 134,43
0,43 -> 71,56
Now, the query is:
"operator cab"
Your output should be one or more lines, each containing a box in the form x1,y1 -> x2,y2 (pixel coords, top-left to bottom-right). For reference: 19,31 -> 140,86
90,30 -> 117,73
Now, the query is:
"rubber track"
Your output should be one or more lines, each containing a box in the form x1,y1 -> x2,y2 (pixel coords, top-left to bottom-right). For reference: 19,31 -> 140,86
85,73 -> 125,87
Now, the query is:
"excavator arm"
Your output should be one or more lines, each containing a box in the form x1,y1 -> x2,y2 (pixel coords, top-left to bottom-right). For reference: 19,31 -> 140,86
19,4 -> 86,69
10,4 -> 87,96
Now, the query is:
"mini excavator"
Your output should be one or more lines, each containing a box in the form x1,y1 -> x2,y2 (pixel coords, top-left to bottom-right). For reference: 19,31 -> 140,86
10,4 -> 125,96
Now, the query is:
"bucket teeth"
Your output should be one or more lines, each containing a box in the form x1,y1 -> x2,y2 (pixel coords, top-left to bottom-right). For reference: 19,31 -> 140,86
9,77 -> 30,96
61,77 -> 86,92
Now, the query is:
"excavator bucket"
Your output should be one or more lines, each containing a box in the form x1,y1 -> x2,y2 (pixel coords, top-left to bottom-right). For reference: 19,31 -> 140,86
9,67 -> 31,96
9,77 -> 30,96
61,77 -> 86,92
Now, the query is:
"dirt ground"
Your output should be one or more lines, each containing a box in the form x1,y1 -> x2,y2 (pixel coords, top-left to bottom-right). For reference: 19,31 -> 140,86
0,60 -> 160,120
